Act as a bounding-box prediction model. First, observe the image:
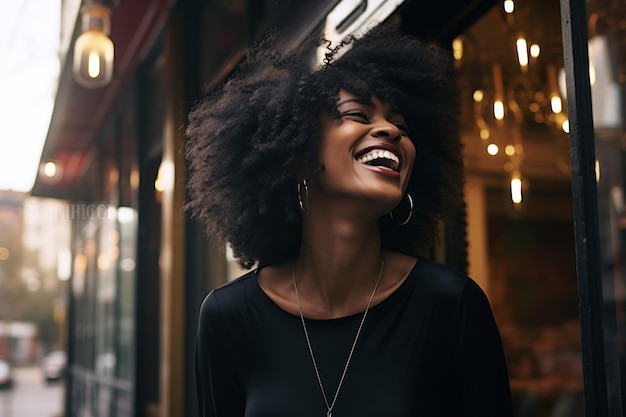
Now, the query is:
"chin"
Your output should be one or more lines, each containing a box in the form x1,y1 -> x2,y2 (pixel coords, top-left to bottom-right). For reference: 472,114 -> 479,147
366,189 -> 404,212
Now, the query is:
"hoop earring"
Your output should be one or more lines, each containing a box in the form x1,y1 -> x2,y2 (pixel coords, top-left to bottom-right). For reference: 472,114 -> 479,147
297,179 -> 309,212
389,193 -> 413,226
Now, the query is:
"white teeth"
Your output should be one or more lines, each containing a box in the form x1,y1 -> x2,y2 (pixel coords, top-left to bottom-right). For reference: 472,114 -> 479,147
356,149 -> 400,166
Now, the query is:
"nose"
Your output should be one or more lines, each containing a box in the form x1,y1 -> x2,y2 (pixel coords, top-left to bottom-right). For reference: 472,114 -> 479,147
372,120 -> 402,142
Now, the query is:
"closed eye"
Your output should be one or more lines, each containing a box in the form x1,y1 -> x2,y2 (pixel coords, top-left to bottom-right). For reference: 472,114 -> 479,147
339,110 -> 371,123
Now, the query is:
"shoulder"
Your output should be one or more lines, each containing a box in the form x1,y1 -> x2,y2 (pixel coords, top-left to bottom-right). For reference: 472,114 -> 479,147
411,258 -> 469,298
198,269 -> 258,323
409,258 -> 489,309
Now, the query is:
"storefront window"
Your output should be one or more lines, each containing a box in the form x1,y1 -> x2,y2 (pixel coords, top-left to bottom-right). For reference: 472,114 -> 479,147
116,206 -> 136,380
72,217 -> 99,377
95,206 -> 117,377
456,0 -> 586,414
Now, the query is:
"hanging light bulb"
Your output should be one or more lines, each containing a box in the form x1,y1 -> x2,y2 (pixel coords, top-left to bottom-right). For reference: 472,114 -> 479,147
72,3 -> 114,89
516,36 -> 528,73
547,64 -> 563,114
511,174 -> 523,205
529,43 -> 540,59
504,0 -> 515,14
493,63 -> 505,122
503,0 -> 515,25
562,119 -> 570,133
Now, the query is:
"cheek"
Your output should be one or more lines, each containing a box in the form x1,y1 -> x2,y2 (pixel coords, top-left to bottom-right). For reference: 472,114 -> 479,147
318,136 -> 337,165
318,124 -> 360,162
318,120 -> 340,159
404,140 -> 417,171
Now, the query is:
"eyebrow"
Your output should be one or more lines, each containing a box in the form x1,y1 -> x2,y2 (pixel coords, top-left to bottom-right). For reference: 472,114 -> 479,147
336,98 -> 375,108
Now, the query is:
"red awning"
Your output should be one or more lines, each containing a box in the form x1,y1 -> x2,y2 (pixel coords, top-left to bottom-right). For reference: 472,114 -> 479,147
31,0 -> 174,200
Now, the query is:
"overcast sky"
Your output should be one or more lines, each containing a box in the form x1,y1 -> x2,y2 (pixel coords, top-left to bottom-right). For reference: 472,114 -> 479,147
0,0 -> 61,192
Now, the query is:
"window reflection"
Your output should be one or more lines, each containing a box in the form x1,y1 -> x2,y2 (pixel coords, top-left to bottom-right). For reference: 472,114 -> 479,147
457,1 -> 586,414
587,1 -> 626,412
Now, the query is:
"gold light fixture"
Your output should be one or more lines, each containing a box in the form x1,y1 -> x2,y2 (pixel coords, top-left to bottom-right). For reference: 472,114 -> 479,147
456,1 -> 572,213
72,2 -> 114,89
529,43 -> 540,59
510,174 -> 523,205
493,63 -> 505,122
547,64 -> 563,114
516,35 -> 528,73
503,0 -> 515,14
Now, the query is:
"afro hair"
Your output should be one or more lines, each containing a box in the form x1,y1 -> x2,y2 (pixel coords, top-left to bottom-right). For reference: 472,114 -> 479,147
185,24 -> 464,269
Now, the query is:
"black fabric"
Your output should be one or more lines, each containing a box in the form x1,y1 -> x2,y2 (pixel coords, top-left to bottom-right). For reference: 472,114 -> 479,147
195,258 -> 514,417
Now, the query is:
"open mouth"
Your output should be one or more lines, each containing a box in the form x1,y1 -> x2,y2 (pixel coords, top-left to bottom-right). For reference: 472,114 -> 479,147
355,148 -> 401,172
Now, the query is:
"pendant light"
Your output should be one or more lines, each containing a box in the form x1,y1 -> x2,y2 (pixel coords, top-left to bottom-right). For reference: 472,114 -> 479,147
72,1 -> 114,89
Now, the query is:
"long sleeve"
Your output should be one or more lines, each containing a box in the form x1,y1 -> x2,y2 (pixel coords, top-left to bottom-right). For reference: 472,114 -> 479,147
452,278 -> 514,416
195,291 -> 246,417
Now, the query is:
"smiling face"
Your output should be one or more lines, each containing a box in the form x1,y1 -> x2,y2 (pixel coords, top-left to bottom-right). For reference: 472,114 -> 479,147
315,89 -> 416,214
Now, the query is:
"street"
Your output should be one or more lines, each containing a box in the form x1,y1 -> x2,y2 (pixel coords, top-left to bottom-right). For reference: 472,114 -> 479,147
0,366 -> 63,417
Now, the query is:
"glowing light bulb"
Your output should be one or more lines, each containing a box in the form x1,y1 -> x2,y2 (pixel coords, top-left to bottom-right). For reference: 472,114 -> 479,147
550,95 -> 563,114
44,161 -> 57,177
511,177 -> 522,204
492,64 -> 505,121
494,100 -> 505,120
487,144 -> 499,155
547,64 -> 563,115
530,44 -> 540,58
74,30 -> 113,87
516,37 -> 528,72
72,5 -> 114,89
88,50 -> 101,78
504,0 -> 515,13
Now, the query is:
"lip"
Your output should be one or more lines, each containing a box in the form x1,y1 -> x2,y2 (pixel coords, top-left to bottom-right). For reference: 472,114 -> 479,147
359,164 -> 401,178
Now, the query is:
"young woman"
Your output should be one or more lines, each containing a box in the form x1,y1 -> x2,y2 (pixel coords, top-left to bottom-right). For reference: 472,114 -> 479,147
186,24 -> 513,417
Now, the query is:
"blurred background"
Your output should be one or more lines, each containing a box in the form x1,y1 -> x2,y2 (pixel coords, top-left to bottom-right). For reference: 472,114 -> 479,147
1,1 -> 67,416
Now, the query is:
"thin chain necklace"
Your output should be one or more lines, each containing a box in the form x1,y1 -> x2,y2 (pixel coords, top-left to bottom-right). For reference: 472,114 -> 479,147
292,259 -> 384,417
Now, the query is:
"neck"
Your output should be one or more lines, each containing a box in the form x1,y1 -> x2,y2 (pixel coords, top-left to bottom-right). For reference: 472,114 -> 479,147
294,202 -> 385,317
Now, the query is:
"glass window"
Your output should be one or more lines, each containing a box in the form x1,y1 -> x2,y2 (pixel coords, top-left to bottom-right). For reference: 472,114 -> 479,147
457,1 -> 585,415
72,217 -> 99,371
116,206 -> 136,380
583,1 -> 626,411
95,206 -> 117,378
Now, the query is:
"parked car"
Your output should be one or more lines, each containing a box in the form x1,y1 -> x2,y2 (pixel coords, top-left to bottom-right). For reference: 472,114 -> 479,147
41,350 -> 66,383
0,359 -> 13,389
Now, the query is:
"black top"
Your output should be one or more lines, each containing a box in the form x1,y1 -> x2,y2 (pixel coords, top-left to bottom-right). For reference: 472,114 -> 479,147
195,258 -> 514,417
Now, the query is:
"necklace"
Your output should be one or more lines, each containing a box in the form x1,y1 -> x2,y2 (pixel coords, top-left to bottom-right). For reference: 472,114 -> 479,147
292,259 -> 384,417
